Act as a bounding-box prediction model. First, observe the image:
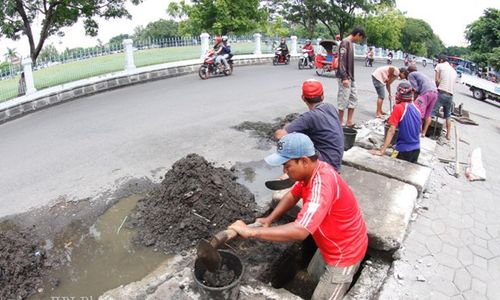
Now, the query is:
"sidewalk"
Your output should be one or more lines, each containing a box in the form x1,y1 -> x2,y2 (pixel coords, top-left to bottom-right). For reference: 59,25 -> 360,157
378,116 -> 500,299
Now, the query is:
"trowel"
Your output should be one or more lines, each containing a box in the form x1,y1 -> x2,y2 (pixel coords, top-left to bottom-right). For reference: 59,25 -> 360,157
197,222 -> 262,272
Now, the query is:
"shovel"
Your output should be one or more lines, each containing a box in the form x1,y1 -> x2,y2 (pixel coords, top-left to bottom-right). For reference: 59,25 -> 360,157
197,222 -> 262,272
264,178 -> 295,190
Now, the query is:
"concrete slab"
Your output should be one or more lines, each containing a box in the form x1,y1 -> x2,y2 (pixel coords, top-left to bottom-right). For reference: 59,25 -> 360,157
345,258 -> 390,300
343,146 -> 431,194
343,166 -> 418,251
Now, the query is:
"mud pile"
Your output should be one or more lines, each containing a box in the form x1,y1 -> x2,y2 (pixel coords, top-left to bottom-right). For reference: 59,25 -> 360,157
133,153 -> 257,252
0,225 -> 48,299
233,113 -> 299,143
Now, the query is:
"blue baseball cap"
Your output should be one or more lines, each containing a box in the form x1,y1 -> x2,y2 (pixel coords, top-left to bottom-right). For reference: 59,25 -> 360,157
265,133 -> 316,166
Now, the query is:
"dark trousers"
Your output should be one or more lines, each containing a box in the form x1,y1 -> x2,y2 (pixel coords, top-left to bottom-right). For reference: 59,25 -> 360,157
397,149 -> 420,163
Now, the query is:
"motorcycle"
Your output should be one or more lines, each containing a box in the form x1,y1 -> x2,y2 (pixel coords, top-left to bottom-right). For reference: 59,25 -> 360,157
387,56 -> 393,65
273,47 -> 290,65
298,49 -> 314,69
365,55 -> 374,67
422,59 -> 427,67
198,51 -> 233,80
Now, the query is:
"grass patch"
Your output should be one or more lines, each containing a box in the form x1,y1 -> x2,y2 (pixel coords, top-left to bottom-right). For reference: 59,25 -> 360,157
0,42 -> 262,103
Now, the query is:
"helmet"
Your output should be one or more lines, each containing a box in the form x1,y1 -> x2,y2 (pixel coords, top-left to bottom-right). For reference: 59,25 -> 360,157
214,36 -> 222,43
222,36 -> 228,42
305,39 -> 311,44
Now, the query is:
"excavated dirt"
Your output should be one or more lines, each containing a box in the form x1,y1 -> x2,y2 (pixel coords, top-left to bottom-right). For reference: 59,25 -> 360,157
0,223 -> 50,299
202,263 -> 236,287
232,113 -> 299,147
133,153 -> 258,252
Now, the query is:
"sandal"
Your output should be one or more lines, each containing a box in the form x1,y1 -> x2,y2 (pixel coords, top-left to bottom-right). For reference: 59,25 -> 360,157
346,123 -> 362,129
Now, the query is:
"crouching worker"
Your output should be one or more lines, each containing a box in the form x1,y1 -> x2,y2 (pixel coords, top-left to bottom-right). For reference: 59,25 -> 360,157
229,132 -> 368,300
370,82 -> 421,163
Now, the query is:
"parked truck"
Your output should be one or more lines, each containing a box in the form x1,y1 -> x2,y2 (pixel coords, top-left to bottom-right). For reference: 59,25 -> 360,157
460,74 -> 500,102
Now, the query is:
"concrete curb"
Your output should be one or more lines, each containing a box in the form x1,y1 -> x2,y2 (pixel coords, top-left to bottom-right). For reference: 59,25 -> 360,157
0,54 -> 292,125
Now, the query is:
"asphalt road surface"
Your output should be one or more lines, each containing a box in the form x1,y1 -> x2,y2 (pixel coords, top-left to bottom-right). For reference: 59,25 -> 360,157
1,59 -> 498,218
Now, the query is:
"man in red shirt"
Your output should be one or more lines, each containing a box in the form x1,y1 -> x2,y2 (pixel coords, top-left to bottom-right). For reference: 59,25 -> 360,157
229,132 -> 368,300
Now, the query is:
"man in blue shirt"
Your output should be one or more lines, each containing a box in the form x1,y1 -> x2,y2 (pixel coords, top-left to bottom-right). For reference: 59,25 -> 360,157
275,79 -> 344,172
371,82 -> 421,163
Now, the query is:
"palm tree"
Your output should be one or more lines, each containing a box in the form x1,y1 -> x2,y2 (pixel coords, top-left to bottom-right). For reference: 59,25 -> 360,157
4,47 -> 19,63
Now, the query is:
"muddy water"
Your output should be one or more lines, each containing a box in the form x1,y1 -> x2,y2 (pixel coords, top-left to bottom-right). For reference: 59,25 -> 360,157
32,195 -> 169,299
233,160 -> 282,208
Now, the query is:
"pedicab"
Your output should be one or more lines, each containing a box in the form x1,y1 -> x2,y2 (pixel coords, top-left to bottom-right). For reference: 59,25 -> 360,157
315,40 -> 339,77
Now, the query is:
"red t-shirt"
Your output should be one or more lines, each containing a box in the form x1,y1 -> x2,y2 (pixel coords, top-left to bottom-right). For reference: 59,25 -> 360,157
292,161 -> 368,267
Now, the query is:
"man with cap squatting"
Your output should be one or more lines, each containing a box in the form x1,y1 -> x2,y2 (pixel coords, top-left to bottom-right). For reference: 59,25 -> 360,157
371,82 -> 422,163
275,79 -> 344,172
229,132 -> 368,300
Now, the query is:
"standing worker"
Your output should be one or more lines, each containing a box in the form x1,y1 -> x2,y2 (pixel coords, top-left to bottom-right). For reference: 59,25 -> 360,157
337,26 -> 366,128
371,65 -> 408,118
406,65 -> 438,137
432,55 -> 457,140
229,132 -> 368,300
275,79 -> 344,172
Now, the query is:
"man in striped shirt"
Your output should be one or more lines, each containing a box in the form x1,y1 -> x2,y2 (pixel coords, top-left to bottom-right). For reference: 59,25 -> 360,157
229,133 -> 368,300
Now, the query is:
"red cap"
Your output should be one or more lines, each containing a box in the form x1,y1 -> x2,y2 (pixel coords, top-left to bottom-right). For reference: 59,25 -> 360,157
302,79 -> 323,98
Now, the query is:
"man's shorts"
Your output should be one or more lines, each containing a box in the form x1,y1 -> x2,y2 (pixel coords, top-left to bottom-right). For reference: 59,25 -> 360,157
337,79 -> 358,110
415,90 -> 438,119
396,149 -> 420,163
431,90 -> 453,119
308,249 -> 361,300
372,75 -> 385,99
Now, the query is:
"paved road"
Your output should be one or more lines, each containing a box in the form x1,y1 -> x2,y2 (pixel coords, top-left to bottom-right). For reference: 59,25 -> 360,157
1,58 -> 500,298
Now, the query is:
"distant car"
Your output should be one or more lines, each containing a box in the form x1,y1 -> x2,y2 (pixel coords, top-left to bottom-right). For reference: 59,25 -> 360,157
455,65 -> 473,78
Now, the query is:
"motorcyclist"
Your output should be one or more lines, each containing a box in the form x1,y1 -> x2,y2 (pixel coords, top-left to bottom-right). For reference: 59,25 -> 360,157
366,47 -> 375,67
213,36 -> 230,70
387,51 -> 393,64
277,37 -> 289,60
302,39 -> 315,64
221,36 -> 232,61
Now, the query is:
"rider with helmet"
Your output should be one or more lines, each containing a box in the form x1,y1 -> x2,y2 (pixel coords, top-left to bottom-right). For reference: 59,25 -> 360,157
278,37 -> 290,59
214,36 -> 230,70
303,39 -> 315,64
221,36 -> 232,61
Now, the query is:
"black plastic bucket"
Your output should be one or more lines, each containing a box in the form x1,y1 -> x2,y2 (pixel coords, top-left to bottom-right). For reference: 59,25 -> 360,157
343,127 -> 357,151
193,250 -> 244,300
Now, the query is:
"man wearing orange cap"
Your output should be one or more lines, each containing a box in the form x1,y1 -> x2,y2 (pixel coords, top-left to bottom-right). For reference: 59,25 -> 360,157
275,79 -> 344,172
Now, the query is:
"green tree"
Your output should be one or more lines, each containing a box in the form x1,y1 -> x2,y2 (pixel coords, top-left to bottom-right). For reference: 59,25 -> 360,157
317,0 -> 395,39
266,0 -> 322,39
3,47 -> 18,62
0,0 -> 143,63
363,7 -> 404,49
38,44 -> 59,62
443,46 -> 470,57
168,0 -> 266,36
109,34 -> 131,45
465,8 -> 499,53
262,16 -> 290,38
401,18 -> 443,57
139,19 -> 180,41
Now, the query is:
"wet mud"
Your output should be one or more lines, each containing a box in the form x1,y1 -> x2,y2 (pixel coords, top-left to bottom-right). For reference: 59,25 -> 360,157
132,153 -> 258,253
202,263 -> 236,287
232,113 -> 299,148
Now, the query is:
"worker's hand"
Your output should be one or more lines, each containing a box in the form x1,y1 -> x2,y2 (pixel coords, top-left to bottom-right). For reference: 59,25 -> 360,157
342,79 -> 350,88
370,149 -> 384,156
228,220 -> 253,238
255,217 -> 272,227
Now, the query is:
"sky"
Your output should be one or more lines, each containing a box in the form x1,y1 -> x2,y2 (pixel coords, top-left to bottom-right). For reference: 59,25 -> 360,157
0,0 -> 499,58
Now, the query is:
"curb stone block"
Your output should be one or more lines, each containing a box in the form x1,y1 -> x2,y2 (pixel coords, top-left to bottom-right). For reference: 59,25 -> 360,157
107,79 -> 118,88
118,78 -> 130,85
342,166 -> 417,251
84,85 -> 95,93
21,103 -> 34,113
73,87 -> 84,96
33,99 -> 49,109
343,146 -> 431,195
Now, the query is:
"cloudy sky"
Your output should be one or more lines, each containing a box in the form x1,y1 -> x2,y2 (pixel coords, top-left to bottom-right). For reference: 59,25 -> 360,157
0,0 -> 498,58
